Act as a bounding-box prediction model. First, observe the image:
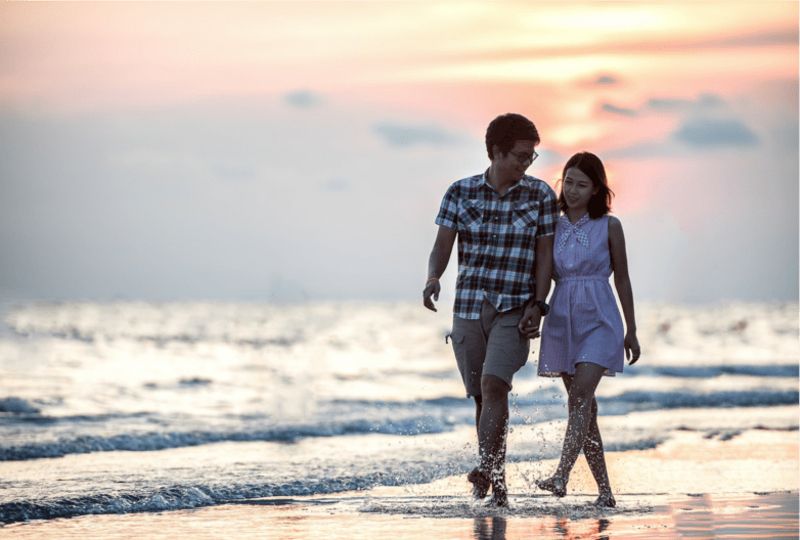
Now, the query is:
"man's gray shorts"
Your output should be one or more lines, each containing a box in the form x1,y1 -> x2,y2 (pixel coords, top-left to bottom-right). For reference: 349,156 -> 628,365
448,300 -> 530,398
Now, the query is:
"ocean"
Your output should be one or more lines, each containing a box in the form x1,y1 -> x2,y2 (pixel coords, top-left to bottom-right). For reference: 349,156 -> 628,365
0,300 -> 797,524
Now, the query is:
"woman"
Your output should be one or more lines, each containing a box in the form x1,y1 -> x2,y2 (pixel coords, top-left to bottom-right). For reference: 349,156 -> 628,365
535,152 -> 641,507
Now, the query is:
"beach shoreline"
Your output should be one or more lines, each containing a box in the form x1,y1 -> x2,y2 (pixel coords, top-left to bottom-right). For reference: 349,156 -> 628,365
3,429 -> 797,539
2,300 -> 797,537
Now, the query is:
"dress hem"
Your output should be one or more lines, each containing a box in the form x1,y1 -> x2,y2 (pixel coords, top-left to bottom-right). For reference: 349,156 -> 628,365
537,358 -> 622,378
537,370 -> 619,378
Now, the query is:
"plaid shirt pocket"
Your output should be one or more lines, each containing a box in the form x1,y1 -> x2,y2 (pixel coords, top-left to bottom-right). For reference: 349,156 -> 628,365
458,199 -> 484,230
512,201 -> 540,230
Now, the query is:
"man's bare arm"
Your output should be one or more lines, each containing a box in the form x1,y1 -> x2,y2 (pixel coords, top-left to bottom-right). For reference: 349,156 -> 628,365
533,235 -> 554,304
519,234 -> 554,337
423,226 -> 457,312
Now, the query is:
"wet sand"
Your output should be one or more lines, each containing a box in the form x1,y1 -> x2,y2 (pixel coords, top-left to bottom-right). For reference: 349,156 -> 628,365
2,429 -> 797,539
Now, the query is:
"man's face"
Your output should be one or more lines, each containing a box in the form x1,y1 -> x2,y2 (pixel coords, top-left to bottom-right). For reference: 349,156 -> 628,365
495,140 -> 537,180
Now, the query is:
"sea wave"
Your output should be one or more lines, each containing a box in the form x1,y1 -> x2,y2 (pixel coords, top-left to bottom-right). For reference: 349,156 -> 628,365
3,387 -> 794,461
0,397 -> 40,414
601,389 -> 799,409
6,327 -> 301,348
0,408 -> 152,426
336,389 -> 800,414
0,436 -> 664,524
0,416 -> 458,461
0,474 -> 430,523
0,462 -> 463,523
629,364 -> 799,378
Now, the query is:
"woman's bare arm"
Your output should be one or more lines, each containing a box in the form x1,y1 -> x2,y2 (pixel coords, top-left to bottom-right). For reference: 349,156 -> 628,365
608,216 -> 641,363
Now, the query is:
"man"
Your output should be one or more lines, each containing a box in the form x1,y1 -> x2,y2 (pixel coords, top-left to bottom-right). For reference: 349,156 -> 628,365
423,113 -> 556,506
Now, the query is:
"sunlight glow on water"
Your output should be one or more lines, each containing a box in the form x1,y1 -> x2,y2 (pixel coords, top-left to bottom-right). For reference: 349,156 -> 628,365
0,300 -> 797,523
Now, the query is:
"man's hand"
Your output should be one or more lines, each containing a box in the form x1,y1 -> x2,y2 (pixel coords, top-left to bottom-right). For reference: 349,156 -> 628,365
518,305 -> 542,338
423,278 -> 441,312
625,331 -> 641,364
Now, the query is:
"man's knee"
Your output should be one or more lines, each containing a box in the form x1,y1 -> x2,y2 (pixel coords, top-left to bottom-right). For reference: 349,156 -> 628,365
480,374 -> 510,401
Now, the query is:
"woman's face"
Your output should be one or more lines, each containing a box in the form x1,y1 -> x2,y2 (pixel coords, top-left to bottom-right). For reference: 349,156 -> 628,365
562,166 -> 598,211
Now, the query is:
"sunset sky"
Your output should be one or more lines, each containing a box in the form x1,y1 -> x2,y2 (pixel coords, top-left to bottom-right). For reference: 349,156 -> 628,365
1,1 -> 797,303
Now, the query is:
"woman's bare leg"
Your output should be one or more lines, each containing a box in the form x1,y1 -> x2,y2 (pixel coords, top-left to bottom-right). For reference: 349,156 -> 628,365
537,363 -> 606,498
559,374 -> 614,504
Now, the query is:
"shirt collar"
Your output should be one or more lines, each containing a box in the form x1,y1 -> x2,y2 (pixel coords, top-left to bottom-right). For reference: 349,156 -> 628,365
479,169 -> 527,195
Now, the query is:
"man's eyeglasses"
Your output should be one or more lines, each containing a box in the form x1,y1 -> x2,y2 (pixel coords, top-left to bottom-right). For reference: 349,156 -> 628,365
509,150 -> 539,164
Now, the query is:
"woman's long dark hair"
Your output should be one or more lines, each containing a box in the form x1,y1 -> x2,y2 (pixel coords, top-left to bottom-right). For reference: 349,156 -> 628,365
557,152 -> 614,218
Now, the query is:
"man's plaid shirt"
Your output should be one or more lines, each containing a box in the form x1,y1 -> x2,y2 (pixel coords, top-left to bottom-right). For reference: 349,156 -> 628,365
435,171 -> 558,320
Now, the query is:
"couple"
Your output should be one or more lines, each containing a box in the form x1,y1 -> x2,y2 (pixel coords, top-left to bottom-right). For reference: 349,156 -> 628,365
423,113 -> 641,508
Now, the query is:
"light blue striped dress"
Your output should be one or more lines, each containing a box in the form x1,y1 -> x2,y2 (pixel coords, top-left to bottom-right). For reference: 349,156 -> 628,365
538,213 -> 624,377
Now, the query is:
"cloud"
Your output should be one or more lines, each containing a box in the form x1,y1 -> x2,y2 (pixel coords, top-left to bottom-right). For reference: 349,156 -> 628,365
535,148 -> 566,167
373,122 -> 460,147
593,74 -> 619,86
672,118 -> 759,147
605,117 -> 760,157
283,90 -> 323,108
603,140 -> 674,160
647,93 -> 724,112
601,103 -> 638,117
602,93 -> 724,119
442,29 -> 798,65
707,29 -> 798,48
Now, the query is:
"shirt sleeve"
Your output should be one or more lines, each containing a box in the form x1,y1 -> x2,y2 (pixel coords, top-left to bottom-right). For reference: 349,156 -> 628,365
536,185 -> 558,238
434,183 -> 459,230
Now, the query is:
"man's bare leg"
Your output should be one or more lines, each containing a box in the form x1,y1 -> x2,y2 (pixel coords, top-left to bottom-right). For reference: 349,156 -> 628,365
474,394 -> 482,435
468,395 -> 491,498
468,394 -> 509,501
478,374 -> 511,506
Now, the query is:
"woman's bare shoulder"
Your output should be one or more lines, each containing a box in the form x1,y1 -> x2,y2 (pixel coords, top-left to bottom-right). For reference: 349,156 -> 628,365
607,215 -> 624,238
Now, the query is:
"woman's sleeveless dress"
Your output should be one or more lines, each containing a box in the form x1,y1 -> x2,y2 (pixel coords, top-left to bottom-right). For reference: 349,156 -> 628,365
538,214 -> 624,377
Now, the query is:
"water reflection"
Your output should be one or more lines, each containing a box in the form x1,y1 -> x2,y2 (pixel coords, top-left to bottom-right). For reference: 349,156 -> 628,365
473,516 -> 507,540
548,517 -> 613,539
473,516 -> 611,539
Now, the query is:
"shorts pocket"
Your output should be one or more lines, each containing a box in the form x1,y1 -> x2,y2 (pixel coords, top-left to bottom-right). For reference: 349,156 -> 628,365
447,331 -> 466,345
450,329 -> 482,397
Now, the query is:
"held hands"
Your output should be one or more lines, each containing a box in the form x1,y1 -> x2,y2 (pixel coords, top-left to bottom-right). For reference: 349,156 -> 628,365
423,277 -> 441,312
625,331 -> 641,364
518,305 -> 542,339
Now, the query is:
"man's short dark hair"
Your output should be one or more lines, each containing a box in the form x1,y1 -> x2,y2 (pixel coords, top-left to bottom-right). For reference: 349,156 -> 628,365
485,113 -> 540,160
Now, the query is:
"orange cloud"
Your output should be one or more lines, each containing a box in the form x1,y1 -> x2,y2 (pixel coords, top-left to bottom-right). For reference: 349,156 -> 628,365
0,1 -> 795,114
